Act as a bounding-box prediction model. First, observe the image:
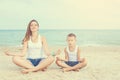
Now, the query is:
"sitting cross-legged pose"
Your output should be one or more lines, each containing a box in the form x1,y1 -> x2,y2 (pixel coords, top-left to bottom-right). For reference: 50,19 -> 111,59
5,19 -> 55,74
56,33 -> 87,72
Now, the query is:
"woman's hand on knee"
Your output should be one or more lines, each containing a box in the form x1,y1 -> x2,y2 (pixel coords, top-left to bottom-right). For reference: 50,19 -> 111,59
4,51 -> 12,56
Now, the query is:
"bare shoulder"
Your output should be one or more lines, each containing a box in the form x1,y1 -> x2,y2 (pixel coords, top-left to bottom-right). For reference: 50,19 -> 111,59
22,41 -> 28,49
64,47 -> 67,52
77,46 -> 81,52
77,46 -> 80,50
41,36 -> 46,42
23,41 -> 28,45
64,47 -> 67,50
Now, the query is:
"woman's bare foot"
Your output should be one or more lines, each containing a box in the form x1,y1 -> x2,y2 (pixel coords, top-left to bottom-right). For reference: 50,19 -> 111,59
73,69 -> 79,72
21,69 -> 29,74
41,67 -> 47,72
41,69 -> 47,72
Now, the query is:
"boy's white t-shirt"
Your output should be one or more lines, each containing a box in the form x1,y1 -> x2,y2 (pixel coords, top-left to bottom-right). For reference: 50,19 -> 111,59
66,45 -> 78,61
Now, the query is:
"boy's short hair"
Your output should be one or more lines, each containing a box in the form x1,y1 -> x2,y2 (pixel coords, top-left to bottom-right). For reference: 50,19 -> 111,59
67,33 -> 76,38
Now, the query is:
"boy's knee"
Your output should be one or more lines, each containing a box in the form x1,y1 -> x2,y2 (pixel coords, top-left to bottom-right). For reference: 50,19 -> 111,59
55,60 -> 59,64
55,60 -> 61,66
83,58 -> 87,66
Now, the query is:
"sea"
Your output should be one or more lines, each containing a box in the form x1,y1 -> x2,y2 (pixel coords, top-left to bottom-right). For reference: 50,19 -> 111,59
0,29 -> 120,46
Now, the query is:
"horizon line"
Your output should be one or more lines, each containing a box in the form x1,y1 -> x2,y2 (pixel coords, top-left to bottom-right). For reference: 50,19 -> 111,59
0,29 -> 120,30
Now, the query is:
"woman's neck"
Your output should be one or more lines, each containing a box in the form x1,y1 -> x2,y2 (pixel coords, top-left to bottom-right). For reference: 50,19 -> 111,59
32,31 -> 38,37
31,31 -> 39,43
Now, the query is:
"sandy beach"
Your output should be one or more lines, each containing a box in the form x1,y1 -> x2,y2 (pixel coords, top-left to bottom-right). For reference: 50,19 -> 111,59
0,45 -> 120,80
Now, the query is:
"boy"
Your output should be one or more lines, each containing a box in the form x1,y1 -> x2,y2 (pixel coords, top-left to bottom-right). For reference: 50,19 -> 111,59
56,33 -> 87,72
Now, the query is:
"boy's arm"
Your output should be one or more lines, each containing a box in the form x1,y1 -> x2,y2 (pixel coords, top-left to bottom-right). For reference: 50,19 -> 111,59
64,47 -> 69,61
77,47 -> 81,61
56,47 -> 68,61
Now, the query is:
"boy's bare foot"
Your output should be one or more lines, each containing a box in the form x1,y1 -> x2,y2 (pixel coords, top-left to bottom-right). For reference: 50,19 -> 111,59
62,67 -> 72,72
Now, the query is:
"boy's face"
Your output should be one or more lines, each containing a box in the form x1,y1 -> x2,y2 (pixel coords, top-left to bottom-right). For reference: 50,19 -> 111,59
67,36 -> 76,46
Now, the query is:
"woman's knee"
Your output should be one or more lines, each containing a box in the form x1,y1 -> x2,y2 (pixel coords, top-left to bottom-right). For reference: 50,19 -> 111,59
12,56 -> 21,64
48,55 -> 54,62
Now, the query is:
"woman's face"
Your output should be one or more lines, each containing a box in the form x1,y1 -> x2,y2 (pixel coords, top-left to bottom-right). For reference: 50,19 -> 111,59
30,21 -> 39,32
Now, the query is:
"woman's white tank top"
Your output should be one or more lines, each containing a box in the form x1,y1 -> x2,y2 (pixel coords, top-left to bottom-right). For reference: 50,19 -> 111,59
27,35 -> 45,59
66,45 -> 78,61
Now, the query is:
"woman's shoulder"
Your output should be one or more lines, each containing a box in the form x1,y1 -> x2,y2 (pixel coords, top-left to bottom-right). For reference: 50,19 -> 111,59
22,40 -> 28,46
40,36 -> 47,42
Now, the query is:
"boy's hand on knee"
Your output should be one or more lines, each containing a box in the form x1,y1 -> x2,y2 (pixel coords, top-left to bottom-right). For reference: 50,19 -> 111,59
79,58 -> 85,62
55,49 -> 61,56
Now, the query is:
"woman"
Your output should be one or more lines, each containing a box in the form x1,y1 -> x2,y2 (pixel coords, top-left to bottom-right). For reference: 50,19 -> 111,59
5,19 -> 54,74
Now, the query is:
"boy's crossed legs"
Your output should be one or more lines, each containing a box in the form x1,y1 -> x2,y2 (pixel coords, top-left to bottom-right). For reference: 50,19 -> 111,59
56,58 -> 87,72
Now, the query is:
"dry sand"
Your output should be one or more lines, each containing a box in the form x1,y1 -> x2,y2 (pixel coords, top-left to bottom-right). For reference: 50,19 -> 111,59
0,45 -> 120,80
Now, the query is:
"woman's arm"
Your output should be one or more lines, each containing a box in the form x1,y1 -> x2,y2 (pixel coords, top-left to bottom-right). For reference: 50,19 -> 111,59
5,41 -> 28,57
42,36 -> 51,56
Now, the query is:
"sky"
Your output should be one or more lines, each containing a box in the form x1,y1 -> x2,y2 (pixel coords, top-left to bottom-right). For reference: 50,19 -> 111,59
0,0 -> 120,30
